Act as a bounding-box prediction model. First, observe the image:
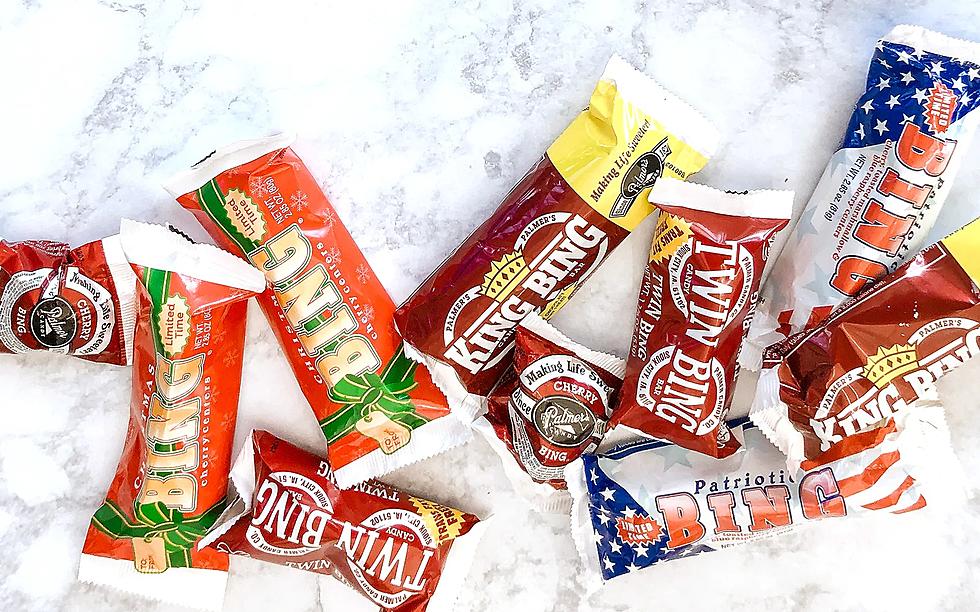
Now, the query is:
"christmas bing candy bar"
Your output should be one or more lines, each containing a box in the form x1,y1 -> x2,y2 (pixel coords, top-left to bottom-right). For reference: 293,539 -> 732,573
611,181 -> 792,458
744,25 -> 980,370
394,55 -> 720,422
752,215 -> 980,470
474,313 -> 625,513
199,430 -> 487,612
567,414 -> 951,587
166,134 -> 471,488
78,221 -> 265,610
0,234 -> 136,364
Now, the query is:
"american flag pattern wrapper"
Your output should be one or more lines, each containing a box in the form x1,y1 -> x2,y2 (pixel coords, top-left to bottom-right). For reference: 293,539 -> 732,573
745,26 -> 980,369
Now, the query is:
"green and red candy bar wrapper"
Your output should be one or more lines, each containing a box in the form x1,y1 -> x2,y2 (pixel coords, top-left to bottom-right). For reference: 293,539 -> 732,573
0,235 -> 136,364
165,135 -> 471,488
79,220 -> 266,610
199,429 -> 487,612
474,313 -> 625,513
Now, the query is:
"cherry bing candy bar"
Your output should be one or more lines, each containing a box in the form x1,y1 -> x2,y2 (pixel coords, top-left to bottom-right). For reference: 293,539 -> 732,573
745,25 -> 980,369
474,314 -> 625,513
395,55 -> 720,422
166,134 -> 470,489
567,414 -> 949,587
79,221 -> 265,610
752,215 -> 980,469
199,430 -> 487,612
0,235 -> 136,364
611,181 -> 792,458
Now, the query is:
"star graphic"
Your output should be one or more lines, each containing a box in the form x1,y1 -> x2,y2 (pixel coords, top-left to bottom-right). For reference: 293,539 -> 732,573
902,113 -> 915,124
803,260 -> 833,298
625,562 -> 642,573
878,58 -> 892,69
968,66 -> 980,80
929,60 -> 945,77
609,540 -> 623,554
900,71 -> 915,85
632,543 -> 649,557
622,506 -> 637,519
589,468 -> 599,485
952,76 -> 967,91
600,487 -> 616,502
896,49 -> 913,63
877,76 -> 890,90
658,444 -> 695,470
962,92 -> 972,106
860,99 -> 874,113
591,530 -> 603,546
873,119 -> 889,136
602,556 -> 616,572
597,508 -> 612,524
875,40 -> 885,52
855,123 -> 866,140
885,94 -> 901,109
913,88 -> 930,104
793,201 -> 821,237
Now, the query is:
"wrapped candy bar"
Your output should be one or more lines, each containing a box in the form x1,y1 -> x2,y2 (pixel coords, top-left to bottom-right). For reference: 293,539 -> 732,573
199,430 -> 487,612
395,55 -> 720,421
78,221 -> 265,610
568,414 -> 950,587
611,181 -> 792,458
752,215 -> 980,469
0,235 -> 135,364
745,25 -> 980,369
166,135 -> 470,488
474,313 -> 625,513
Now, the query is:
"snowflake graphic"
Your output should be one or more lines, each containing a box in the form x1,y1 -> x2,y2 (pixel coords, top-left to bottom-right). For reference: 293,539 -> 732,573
327,246 -> 342,264
362,304 -> 375,323
249,176 -> 270,197
322,206 -> 336,230
290,190 -> 309,211
356,263 -> 371,284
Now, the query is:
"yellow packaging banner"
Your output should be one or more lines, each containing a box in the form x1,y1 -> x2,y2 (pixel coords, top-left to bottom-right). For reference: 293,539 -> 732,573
649,212 -> 693,264
942,216 -> 980,284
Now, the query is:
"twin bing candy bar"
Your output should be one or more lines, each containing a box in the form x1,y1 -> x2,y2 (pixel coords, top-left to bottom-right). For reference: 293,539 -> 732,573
612,181 -> 792,458
395,55 -> 720,421
746,26 -> 980,368
0,235 -> 135,364
199,430 -> 486,612
79,221 -> 265,610
475,314 -> 625,513
752,215 -> 980,469
166,135 -> 470,488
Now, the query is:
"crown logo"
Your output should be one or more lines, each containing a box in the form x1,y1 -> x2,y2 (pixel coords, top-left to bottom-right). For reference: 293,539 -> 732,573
480,251 -> 529,302
861,343 -> 920,389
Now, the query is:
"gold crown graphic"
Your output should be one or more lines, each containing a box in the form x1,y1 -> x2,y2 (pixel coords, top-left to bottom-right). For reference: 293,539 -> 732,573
481,251 -> 529,302
862,343 -> 920,389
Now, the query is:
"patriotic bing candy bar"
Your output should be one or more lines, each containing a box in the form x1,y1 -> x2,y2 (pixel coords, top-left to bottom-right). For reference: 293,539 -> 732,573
165,134 -> 471,488
474,313 -> 625,513
199,430 -> 487,612
1,235 -> 136,364
394,55 -> 720,421
611,181 -> 793,458
79,221 -> 266,610
752,215 -> 980,469
567,413 -> 950,587
744,25 -> 980,369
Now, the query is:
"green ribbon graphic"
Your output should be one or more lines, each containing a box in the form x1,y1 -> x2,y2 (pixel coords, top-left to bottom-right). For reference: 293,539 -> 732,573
91,499 -> 225,569
320,344 -> 429,444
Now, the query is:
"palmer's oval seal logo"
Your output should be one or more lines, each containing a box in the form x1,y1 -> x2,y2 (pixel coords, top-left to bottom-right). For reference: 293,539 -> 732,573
30,296 -> 77,348
531,395 -> 597,447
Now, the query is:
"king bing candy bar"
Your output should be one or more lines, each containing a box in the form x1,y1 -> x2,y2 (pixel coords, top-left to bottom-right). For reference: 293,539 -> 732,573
474,313 -> 625,513
567,415 -> 947,587
395,55 -> 719,421
611,181 -> 792,458
166,134 -> 470,488
745,25 -> 980,369
0,235 -> 136,364
79,221 -> 265,610
199,430 -> 486,612
752,214 -> 980,469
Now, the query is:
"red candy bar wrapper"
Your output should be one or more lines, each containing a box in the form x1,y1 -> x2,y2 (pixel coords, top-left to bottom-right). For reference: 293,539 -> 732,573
79,221 -> 265,610
0,235 -> 136,364
166,135 -> 470,488
199,430 -> 487,612
612,181 -> 792,458
395,55 -> 719,422
567,411 -> 955,589
474,313 -> 624,513
752,215 -> 980,469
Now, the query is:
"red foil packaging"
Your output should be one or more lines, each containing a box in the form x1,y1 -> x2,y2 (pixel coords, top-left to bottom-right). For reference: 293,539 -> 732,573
200,430 -> 487,612
0,235 -> 136,364
752,215 -> 980,469
474,314 -> 625,513
612,181 -> 793,458
79,221 -> 266,610
395,55 -> 719,422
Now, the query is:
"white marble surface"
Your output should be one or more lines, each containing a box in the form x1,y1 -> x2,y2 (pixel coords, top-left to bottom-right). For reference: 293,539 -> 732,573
4,1 -> 980,611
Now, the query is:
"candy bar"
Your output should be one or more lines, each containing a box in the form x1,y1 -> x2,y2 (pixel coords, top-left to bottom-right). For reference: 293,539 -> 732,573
746,26 -> 980,369
394,55 -> 719,421
166,135 -> 470,488
611,181 -> 792,457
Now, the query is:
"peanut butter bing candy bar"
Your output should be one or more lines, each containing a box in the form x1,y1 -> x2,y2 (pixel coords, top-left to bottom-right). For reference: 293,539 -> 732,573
78,221 -> 265,611
166,135 -> 471,489
199,430 -> 487,612
394,55 -> 720,422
